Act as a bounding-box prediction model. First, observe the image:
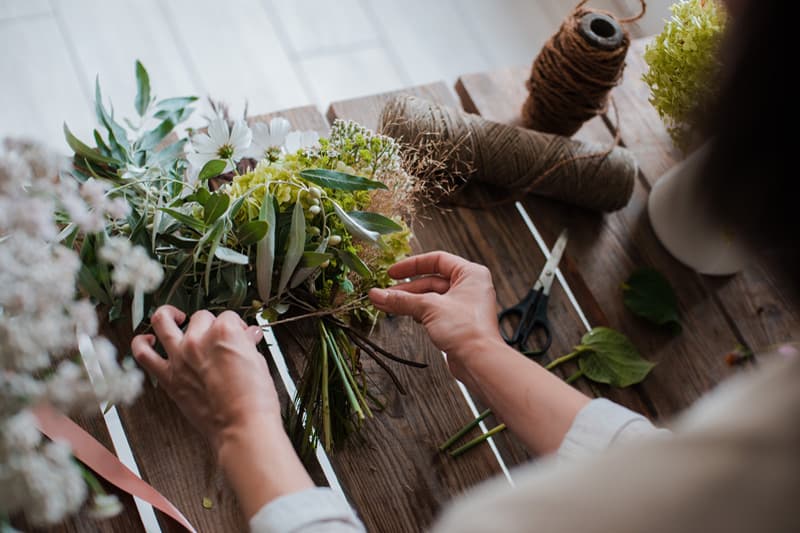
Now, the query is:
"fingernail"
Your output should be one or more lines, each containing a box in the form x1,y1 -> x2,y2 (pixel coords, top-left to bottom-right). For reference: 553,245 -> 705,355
370,288 -> 388,304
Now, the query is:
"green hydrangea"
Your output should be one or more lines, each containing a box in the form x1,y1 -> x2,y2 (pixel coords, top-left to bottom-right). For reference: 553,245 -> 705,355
642,0 -> 727,150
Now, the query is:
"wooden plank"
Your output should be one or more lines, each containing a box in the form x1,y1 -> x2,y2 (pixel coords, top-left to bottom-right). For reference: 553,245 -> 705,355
456,65 -> 739,417
327,83 -> 650,496
614,38 -> 800,352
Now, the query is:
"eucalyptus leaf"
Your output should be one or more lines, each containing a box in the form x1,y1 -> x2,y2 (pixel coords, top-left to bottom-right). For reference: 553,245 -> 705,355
334,248 -> 371,278
155,96 -> 198,113
160,207 -> 205,233
152,138 -> 187,166
622,268 -> 681,333
347,211 -> 403,234
215,246 -> 249,265
277,200 -> 306,295
64,123 -> 119,166
140,119 -> 175,151
94,78 -> 130,154
299,168 -> 387,191
77,264 -> 111,306
198,159 -> 226,181
576,327 -> 655,387
237,220 -> 269,246
203,193 -> 230,224
256,191 -> 276,302
331,201 -> 380,245
203,221 -> 225,294
134,60 -> 151,116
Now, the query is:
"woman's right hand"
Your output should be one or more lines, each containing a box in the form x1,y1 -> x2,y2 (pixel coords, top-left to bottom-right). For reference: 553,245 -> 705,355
368,251 -> 505,383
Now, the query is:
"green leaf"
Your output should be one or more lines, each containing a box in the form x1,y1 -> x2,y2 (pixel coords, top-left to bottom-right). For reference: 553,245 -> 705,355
94,78 -> 130,154
347,211 -> 403,234
277,200 -> 306,295
134,60 -> 151,116
77,264 -> 112,306
223,264 -> 247,309
334,248 -> 371,278
237,220 -> 269,246
64,123 -> 119,166
299,168 -> 387,191
577,327 -> 655,388
131,288 -> 145,330
160,207 -> 205,233
300,251 -> 332,268
622,268 -> 681,333
203,221 -> 225,294
203,193 -> 230,225
198,159 -> 227,181
155,96 -> 198,113
215,246 -> 249,265
140,119 -> 175,151
256,191 -> 276,303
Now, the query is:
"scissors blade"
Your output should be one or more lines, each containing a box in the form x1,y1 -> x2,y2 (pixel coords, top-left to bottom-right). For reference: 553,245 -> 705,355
536,229 -> 568,294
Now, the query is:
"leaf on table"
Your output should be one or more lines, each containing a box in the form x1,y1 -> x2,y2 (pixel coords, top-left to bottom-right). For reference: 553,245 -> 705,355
299,168 -> 388,191
277,200 -> 306,296
622,268 -> 682,333
577,327 -> 655,387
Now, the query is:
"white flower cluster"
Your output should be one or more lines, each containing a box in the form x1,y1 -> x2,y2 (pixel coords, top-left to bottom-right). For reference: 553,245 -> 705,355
99,237 -> 164,294
0,139 -> 144,526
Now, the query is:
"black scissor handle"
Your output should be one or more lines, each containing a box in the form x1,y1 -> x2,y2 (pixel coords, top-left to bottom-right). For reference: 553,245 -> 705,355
498,288 -> 542,346
520,315 -> 553,356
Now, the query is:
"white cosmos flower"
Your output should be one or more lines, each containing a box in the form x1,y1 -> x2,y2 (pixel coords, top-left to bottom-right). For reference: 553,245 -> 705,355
187,117 -> 252,173
285,130 -> 320,153
245,117 -> 291,160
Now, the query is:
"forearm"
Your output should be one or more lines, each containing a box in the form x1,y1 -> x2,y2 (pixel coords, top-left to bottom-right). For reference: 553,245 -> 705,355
455,338 -> 590,455
217,417 -> 314,519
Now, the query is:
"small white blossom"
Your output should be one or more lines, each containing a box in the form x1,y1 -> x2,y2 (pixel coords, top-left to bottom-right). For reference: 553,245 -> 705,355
245,117 -> 291,160
284,130 -> 320,154
187,117 -> 252,173
99,237 -> 164,294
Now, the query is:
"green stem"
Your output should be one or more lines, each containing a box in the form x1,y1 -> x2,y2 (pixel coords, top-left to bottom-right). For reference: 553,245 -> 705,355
80,464 -> 107,496
322,323 -> 364,420
319,325 -> 332,452
545,347 -> 587,370
439,409 -> 492,451
449,424 -> 507,458
566,369 -> 584,384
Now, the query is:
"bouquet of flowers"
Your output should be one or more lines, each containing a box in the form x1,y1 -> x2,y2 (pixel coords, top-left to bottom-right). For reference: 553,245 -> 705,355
61,62 -> 425,455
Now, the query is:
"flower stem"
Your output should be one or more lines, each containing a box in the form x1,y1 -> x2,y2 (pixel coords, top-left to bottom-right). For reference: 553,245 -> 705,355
545,348 -> 586,371
449,424 -> 507,458
566,369 -> 584,384
80,464 -> 107,496
439,408 -> 492,451
322,323 -> 364,420
320,326 -> 332,452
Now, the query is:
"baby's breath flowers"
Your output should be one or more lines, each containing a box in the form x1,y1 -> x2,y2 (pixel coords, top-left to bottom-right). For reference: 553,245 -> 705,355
1,139 -> 150,526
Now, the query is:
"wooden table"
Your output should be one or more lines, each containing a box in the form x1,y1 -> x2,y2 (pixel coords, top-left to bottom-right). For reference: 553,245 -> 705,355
37,38 -> 799,533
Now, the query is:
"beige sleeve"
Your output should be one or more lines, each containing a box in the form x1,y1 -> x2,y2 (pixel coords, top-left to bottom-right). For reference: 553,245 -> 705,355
432,354 -> 800,533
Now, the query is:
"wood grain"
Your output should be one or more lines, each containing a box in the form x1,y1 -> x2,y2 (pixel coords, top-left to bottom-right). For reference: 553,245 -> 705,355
457,63 -> 737,418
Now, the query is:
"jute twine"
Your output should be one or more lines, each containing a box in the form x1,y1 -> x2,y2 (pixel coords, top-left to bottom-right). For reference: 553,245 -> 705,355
379,96 -> 637,213
523,0 -> 646,136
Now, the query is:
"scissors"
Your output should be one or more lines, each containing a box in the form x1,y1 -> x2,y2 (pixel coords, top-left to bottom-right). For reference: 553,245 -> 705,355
498,229 -> 568,356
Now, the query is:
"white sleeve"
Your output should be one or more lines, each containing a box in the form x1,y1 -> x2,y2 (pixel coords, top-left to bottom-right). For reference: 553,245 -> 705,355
249,487 -> 365,533
556,398 -> 670,462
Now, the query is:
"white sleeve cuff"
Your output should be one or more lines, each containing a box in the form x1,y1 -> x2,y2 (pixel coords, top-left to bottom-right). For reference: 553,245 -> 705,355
557,398 -> 669,462
249,487 -> 365,533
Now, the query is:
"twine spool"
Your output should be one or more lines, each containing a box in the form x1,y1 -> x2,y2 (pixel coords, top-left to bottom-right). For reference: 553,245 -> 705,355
522,0 -> 646,136
379,96 -> 637,212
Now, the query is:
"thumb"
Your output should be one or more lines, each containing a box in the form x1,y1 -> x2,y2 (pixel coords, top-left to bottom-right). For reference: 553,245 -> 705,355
369,288 -> 432,321
247,325 -> 263,344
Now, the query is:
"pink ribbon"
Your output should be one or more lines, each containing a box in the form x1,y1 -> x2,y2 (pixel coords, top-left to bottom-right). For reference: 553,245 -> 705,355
33,404 -> 197,532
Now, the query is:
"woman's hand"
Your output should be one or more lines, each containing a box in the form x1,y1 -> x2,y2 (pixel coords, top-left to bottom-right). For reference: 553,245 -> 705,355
131,305 -> 277,450
131,305 -> 314,518
368,251 -> 505,384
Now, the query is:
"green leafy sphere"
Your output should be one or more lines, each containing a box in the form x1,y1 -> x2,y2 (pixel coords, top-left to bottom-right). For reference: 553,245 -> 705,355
642,0 -> 727,150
